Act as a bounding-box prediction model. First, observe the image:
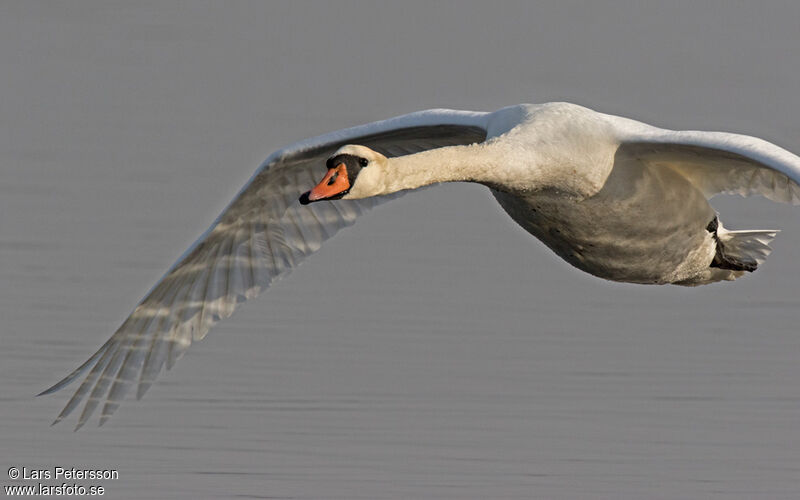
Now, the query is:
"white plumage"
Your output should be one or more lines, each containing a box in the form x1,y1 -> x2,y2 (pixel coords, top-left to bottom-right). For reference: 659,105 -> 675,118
41,102 -> 800,428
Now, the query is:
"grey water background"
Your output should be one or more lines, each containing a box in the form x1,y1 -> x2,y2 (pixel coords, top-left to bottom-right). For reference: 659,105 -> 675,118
2,1 -> 800,498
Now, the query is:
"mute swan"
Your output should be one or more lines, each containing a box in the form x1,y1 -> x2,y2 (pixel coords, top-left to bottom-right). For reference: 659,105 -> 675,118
41,102 -> 800,428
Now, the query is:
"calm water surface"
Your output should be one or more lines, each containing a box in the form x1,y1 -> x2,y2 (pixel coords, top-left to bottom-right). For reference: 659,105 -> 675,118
2,3 -> 800,499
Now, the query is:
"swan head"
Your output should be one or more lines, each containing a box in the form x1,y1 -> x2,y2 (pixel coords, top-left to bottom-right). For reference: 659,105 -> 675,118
300,145 -> 388,204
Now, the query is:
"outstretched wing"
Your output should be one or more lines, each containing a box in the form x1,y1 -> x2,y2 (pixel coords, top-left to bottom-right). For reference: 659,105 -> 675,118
613,119 -> 800,204
41,109 -> 488,429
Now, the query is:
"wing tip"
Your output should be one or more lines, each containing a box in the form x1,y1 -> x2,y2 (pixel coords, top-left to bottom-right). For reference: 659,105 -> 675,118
37,370 -> 86,397
37,386 -> 58,397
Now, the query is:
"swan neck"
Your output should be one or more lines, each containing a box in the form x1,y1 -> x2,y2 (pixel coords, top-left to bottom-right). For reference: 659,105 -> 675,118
384,143 -> 498,193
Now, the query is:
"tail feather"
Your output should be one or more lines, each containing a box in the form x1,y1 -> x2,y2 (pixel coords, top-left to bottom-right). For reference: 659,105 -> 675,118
676,218 -> 778,286
716,226 -> 778,269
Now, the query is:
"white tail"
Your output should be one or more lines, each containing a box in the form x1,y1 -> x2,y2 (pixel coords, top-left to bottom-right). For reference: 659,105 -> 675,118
717,226 -> 779,268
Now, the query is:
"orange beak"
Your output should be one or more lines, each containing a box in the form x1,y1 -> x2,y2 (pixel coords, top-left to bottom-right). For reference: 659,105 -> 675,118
302,163 -> 351,204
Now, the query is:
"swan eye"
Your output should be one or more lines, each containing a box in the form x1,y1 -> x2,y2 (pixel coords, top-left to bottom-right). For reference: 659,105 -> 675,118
359,158 -> 368,167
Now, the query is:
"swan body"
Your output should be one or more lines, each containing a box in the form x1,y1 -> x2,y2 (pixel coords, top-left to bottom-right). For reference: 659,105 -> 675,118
41,102 -> 800,428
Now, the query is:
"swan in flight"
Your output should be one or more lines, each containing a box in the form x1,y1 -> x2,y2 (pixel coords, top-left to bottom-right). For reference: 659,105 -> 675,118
41,102 -> 800,429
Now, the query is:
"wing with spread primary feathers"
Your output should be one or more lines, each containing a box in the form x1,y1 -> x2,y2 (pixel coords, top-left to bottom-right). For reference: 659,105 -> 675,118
40,109 -> 488,429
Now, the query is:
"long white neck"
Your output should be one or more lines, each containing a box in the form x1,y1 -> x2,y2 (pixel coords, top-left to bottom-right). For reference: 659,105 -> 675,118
379,142 -> 504,195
